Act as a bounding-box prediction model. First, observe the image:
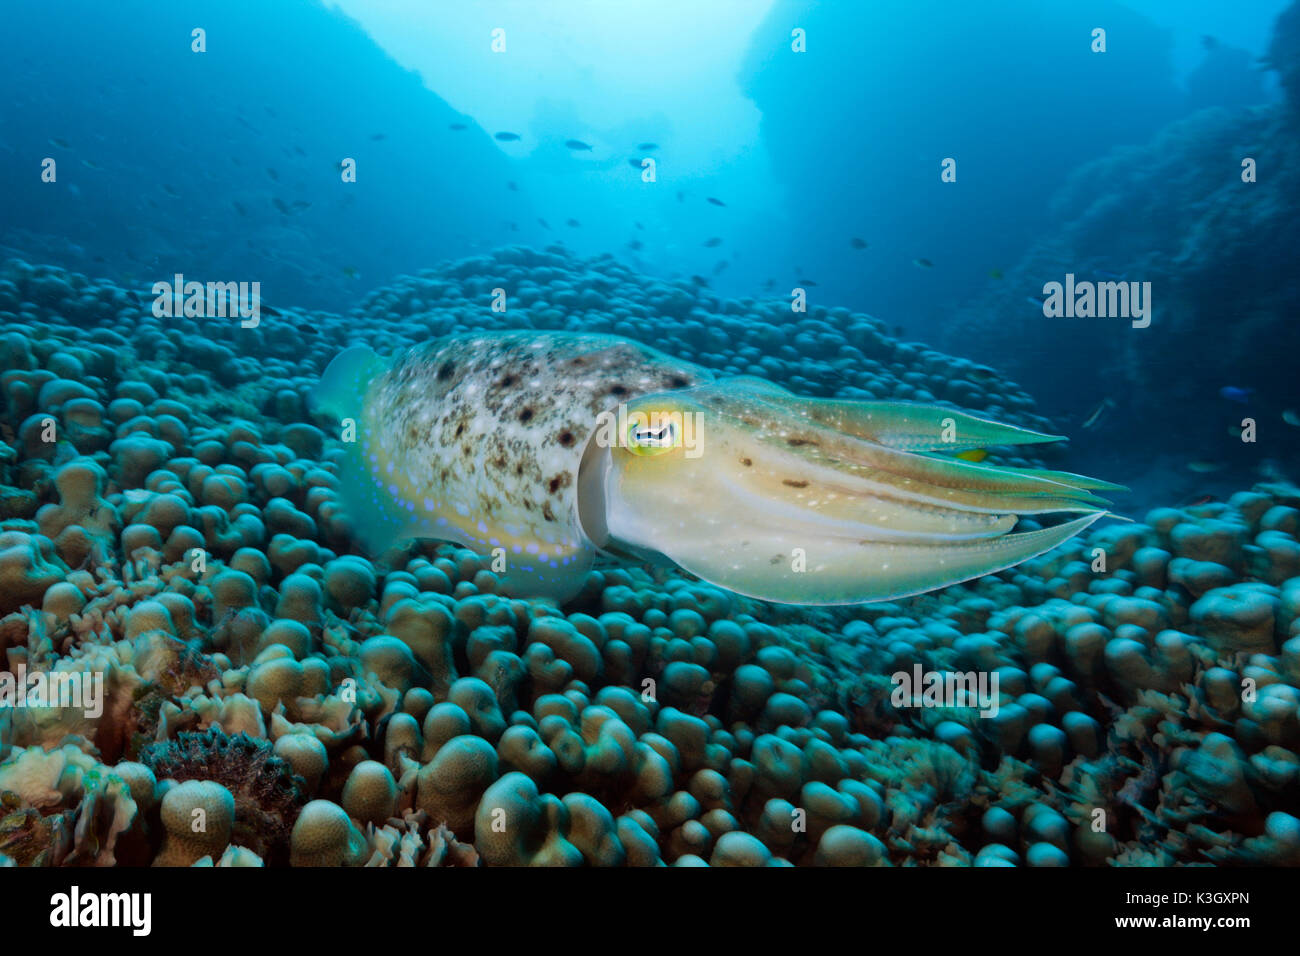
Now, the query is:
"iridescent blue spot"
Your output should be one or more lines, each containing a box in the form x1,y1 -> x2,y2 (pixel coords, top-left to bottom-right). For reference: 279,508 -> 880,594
424,498 -> 435,511
477,521 -> 488,533
388,484 -> 398,494
512,544 -> 523,554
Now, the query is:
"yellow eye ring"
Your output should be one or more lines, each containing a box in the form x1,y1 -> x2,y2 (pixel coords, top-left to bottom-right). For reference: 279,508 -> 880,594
625,418 -> 679,456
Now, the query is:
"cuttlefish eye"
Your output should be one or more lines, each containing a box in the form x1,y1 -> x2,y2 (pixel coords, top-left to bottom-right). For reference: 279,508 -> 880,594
625,417 -> 679,456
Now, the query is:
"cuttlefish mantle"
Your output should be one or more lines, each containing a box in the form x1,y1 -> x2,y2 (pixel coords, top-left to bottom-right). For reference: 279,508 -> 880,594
313,331 -> 1121,605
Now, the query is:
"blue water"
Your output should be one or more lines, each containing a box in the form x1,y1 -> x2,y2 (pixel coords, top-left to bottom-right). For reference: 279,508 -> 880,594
1,0 -> 1295,505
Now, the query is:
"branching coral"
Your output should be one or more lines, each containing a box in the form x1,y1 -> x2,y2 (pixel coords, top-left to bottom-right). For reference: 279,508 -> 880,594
139,728 -> 307,864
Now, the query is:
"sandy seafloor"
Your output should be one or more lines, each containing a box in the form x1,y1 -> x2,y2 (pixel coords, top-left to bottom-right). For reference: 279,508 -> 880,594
1,247 -> 1298,868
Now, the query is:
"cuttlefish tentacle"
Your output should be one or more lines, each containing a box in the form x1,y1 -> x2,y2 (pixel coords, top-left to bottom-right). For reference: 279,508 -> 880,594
718,378 -> 1067,452
314,332 -> 1120,606
596,381 -> 1119,605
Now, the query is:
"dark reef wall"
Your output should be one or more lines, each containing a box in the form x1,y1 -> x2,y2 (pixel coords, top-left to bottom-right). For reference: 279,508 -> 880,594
939,1 -> 1300,500
739,0 -> 1185,329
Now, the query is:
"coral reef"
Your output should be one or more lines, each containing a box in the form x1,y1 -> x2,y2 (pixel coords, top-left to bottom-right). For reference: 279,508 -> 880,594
1,252 -> 1299,866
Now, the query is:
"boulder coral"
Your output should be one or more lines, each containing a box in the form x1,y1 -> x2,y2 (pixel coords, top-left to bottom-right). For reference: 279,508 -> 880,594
1,253 -> 1299,868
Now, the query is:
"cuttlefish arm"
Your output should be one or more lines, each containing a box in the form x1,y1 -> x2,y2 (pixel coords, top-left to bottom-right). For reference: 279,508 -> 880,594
589,382 -> 1120,605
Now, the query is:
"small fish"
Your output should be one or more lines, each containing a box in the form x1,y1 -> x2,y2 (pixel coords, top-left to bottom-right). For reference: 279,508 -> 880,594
712,259 -> 729,275
893,324 -> 905,338
956,449 -> 988,463
967,366 -> 999,384
449,123 -> 467,131
342,266 -> 360,279
1219,386 -> 1253,403
1027,295 -> 1047,309
370,133 -> 386,141
507,181 -> 518,191
913,258 -> 934,269
48,137 -> 71,149
1081,398 -> 1114,429
763,278 -> 776,290
634,221 -> 644,230
1284,409 -> 1300,427
1259,459 -> 1288,482
676,190 -> 685,203
690,275 -> 710,287
849,238 -> 868,250
537,218 -> 551,230
1186,460 -> 1224,474
273,198 -> 291,214
703,237 -> 723,248
267,167 -> 279,181
706,197 -> 726,207
565,139 -> 593,151
627,239 -> 643,251
566,218 -> 581,228
80,159 -> 100,170
232,201 -> 248,217
494,132 -> 521,142
988,268 -> 1003,279
297,321 -> 319,336
161,184 -> 179,197
637,142 -> 658,151
628,157 -> 646,168
796,278 -> 817,287
1179,493 -> 1218,508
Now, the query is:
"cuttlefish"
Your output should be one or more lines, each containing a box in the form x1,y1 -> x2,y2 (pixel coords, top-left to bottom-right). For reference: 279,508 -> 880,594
312,332 -> 1120,605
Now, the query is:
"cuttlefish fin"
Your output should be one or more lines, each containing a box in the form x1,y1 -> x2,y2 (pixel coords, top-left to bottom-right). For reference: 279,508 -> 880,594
311,345 -> 433,556
724,376 -> 793,396
311,344 -> 386,420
